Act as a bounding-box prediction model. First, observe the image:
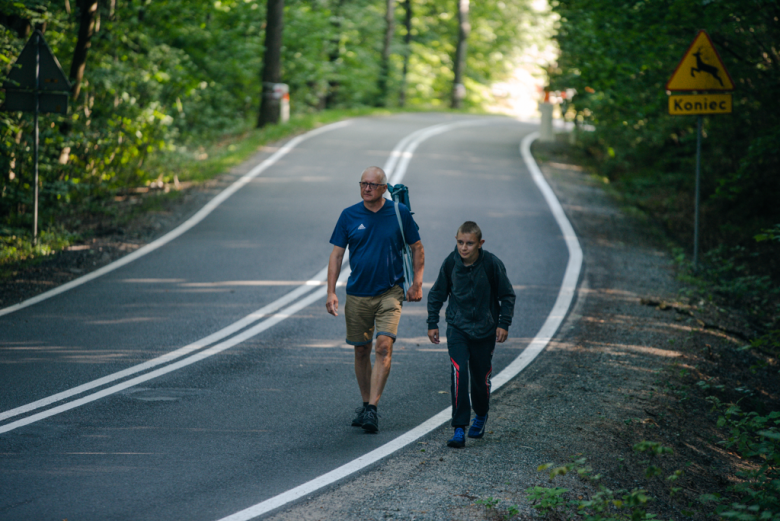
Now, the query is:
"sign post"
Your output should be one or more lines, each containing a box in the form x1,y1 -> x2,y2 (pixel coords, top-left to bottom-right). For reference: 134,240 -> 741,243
666,30 -> 734,269
3,30 -> 71,244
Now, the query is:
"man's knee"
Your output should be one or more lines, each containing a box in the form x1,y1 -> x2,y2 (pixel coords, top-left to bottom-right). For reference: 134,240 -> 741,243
354,342 -> 372,359
375,335 -> 394,358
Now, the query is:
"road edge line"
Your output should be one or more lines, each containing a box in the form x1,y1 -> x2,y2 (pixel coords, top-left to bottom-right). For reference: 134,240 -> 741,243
0,120 -> 352,318
213,129 -> 584,521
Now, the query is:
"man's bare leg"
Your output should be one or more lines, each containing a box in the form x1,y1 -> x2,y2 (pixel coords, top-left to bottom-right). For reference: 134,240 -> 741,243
354,343 -> 372,403
369,335 -> 394,405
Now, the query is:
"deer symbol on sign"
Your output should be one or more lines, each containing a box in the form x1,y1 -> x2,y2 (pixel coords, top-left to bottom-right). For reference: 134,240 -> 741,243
691,47 -> 724,86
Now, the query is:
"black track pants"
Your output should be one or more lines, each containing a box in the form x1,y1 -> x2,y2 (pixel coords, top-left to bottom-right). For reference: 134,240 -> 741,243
447,326 -> 495,428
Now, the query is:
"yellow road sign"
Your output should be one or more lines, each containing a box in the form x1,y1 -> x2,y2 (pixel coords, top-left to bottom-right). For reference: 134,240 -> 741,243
666,30 -> 734,91
669,94 -> 732,115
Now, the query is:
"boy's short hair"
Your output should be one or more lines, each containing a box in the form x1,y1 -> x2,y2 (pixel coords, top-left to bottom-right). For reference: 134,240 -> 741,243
456,221 -> 482,241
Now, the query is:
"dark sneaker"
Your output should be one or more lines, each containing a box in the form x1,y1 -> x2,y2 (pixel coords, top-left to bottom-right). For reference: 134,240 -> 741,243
362,408 -> 379,433
468,414 -> 488,439
351,406 -> 366,427
447,427 -> 466,448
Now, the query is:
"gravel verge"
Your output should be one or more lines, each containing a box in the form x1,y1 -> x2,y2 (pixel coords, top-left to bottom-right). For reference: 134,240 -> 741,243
261,140 -> 750,521
4,134 -> 762,520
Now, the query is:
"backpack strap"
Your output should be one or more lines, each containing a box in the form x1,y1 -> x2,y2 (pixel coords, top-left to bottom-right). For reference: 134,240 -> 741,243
443,252 -> 457,288
482,251 -> 499,301
444,250 -> 498,299
393,201 -> 406,244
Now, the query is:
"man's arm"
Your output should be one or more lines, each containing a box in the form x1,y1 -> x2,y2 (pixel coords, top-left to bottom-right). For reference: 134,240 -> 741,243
406,240 -> 424,302
326,245 -> 345,316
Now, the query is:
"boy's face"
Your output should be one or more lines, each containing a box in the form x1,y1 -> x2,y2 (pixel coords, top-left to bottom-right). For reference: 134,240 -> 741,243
456,232 -> 485,264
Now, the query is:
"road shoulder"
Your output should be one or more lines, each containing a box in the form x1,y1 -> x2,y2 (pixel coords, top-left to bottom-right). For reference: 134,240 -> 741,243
262,139 -> 729,521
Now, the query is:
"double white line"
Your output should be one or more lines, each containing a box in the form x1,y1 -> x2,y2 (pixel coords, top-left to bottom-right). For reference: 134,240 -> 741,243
216,129 -> 583,521
0,117 -> 498,435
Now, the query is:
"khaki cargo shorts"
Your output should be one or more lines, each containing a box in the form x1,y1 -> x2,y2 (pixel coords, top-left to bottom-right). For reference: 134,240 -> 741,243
344,285 -> 404,346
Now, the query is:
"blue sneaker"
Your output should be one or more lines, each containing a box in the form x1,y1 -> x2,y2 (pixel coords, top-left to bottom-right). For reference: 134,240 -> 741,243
468,414 -> 488,439
447,428 -> 466,448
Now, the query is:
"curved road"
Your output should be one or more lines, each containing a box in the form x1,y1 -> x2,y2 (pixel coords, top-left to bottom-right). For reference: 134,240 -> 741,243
0,113 -> 569,520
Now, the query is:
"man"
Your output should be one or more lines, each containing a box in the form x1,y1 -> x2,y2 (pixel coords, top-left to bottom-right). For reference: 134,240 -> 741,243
326,166 -> 424,433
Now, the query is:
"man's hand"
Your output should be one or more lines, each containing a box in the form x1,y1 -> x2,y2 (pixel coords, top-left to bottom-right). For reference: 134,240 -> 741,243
427,328 -> 440,344
406,281 -> 423,302
496,327 -> 508,343
326,245 -> 345,317
326,292 -> 339,316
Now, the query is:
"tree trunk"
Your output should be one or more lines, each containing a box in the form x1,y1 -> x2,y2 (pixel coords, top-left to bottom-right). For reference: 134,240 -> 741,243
257,0 -> 285,128
325,0 -> 345,109
69,0 -> 99,102
376,0 -> 395,107
399,0 -> 412,107
0,14 -> 32,38
451,0 -> 469,109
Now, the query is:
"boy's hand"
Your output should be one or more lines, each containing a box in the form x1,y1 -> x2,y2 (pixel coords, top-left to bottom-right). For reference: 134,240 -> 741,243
496,328 -> 508,343
427,329 -> 440,344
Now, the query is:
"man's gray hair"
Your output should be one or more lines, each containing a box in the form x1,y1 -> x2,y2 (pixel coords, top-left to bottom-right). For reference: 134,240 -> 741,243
361,166 -> 387,185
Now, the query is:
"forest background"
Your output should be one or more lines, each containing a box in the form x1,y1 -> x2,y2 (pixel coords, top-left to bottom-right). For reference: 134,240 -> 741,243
2,1 -> 780,519
2,0 -> 776,281
0,0 -> 552,260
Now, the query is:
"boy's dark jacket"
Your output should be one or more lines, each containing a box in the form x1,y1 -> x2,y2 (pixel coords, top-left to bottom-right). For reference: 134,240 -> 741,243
427,247 -> 516,339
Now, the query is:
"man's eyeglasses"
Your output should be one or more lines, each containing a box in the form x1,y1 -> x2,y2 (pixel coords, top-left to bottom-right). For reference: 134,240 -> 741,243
358,182 -> 385,190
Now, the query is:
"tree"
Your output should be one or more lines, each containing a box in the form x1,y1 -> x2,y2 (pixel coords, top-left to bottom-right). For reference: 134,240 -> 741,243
258,0 -> 284,127
376,0 -> 395,106
451,0 -> 468,108
325,0 -> 345,108
69,0 -> 99,101
550,0 -> 780,253
398,0 -> 412,107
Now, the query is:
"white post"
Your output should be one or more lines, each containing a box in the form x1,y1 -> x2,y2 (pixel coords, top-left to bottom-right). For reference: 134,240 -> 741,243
539,101 -> 554,142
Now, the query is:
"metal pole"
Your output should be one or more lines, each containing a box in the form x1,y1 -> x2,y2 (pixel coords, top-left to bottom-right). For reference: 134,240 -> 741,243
693,115 -> 702,270
33,32 -> 40,246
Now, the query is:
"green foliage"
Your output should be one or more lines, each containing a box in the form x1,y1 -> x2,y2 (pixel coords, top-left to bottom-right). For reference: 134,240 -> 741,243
550,0 -> 780,260
475,496 -> 500,509
526,485 -> 573,517
704,398 -> 780,521
0,225 -> 79,265
675,244 -> 780,333
754,224 -> 780,244
530,450 -> 680,520
1,0 -> 542,254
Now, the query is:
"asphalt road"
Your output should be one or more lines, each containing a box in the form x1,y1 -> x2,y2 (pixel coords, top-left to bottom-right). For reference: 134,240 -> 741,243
0,113 -> 568,521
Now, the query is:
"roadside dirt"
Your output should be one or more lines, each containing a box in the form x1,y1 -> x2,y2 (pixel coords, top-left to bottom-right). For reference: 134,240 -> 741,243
0,145 -> 270,310
262,140 -> 774,521
3,136 -> 774,520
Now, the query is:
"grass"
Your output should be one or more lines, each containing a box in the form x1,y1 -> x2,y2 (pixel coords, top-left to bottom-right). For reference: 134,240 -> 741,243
1,105 -> 505,268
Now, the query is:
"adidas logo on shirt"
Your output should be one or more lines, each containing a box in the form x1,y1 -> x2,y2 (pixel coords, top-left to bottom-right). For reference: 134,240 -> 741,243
358,224 -> 366,230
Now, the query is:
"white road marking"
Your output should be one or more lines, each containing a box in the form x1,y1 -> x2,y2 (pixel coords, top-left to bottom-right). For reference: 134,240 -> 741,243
0,121 -> 352,319
0,282 -> 343,434
0,266 -> 332,423
214,129 -> 583,521
0,117 -> 496,431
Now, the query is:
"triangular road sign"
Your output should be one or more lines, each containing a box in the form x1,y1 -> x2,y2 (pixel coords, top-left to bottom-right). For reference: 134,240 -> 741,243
667,30 -> 734,91
3,30 -> 70,92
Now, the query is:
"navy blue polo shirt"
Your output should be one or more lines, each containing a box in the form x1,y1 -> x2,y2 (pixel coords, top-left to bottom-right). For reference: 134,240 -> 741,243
330,199 -> 421,297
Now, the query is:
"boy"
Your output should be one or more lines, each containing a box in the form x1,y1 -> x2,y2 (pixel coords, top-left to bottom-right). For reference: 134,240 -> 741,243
427,221 -> 515,448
